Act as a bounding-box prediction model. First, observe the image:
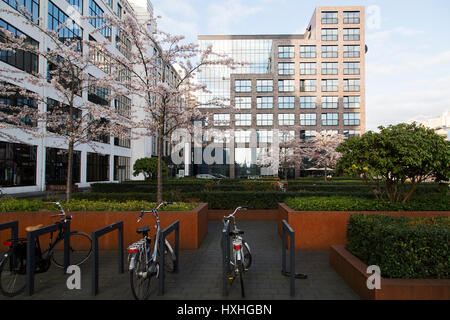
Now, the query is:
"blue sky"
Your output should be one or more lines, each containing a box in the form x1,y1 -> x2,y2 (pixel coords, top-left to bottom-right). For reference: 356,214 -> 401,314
152,0 -> 450,131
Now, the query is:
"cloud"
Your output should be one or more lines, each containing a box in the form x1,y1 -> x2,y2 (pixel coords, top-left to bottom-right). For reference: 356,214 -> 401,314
206,0 -> 264,34
366,26 -> 425,41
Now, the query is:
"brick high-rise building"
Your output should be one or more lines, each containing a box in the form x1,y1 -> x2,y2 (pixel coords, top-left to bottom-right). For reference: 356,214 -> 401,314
196,6 -> 366,178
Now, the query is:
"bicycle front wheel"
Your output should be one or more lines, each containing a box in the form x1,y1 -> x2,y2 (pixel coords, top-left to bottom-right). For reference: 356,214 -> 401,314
0,252 -> 27,297
130,253 -> 158,300
52,232 -> 92,268
157,241 -> 176,273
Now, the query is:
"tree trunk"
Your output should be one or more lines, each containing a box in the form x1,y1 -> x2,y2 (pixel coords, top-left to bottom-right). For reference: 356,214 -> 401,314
324,164 -> 328,181
156,133 -> 164,204
402,182 -> 419,204
65,140 -> 74,202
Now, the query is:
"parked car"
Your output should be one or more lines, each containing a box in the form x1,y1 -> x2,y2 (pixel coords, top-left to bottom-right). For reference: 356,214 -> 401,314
195,174 -> 220,179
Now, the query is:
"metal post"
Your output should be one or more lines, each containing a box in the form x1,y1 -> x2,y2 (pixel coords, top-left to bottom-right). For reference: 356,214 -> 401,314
222,220 -> 230,296
158,220 -> 180,296
0,221 -> 18,270
64,220 -> 70,271
290,228 -> 295,297
26,230 -> 35,296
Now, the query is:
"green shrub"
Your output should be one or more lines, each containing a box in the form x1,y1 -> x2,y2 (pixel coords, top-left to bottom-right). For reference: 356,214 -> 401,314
0,199 -> 197,212
346,214 -> 450,279
285,195 -> 450,211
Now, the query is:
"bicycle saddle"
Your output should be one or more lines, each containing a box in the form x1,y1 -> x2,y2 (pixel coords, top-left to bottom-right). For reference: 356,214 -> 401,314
136,225 -> 150,234
25,224 -> 44,232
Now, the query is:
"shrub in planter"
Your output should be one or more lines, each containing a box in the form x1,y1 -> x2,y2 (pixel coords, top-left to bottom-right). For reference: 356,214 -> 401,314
346,214 -> 449,279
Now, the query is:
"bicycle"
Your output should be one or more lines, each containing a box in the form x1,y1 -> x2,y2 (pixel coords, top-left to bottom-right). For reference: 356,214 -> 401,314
0,201 -> 92,297
127,202 -> 177,300
222,206 -> 252,298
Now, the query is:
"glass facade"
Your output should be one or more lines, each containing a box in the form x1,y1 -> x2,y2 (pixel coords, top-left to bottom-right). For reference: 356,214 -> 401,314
2,0 -> 39,23
45,147 -> 81,184
87,152 -> 109,182
0,142 -> 36,187
114,156 -> 130,181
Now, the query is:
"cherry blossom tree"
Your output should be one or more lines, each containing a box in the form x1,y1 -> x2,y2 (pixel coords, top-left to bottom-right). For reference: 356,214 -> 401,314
93,13 -> 239,203
306,131 -> 346,181
0,8 -> 129,200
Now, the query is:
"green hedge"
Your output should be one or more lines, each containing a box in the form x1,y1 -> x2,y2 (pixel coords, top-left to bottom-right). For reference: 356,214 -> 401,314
285,195 -> 450,211
346,214 -> 449,279
0,199 -> 197,212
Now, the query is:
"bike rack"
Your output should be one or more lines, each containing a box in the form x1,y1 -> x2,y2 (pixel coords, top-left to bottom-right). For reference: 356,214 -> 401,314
26,221 -> 71,296
158,220 -> 180,295
91,221 -> 124,295
221,219 -> 231,296
281,219 -> 307,297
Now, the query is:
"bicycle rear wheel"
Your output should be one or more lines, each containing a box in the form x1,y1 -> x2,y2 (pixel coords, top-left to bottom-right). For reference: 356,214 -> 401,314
0,252 -> 27,297
130,252 -> 158,300
52,232 -> 92,268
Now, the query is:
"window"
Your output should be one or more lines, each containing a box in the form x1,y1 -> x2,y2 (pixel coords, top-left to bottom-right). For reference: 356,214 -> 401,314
344,130 -> 360,137
114,128 -> 131,148
256,114 -> 273,126
300,96 -> 316,109
2,0 -> 39,22
343,113 -> 360,126
235,114 -> 251,126
235,97 -> 251,109
0,141 -> 37,186
322,45 -> 338,58
256,80 -> 273,92
344,28 -> 360,41
343,96 -> 360,109
46,98 -> 81,134
300,79 -> 316,92
114,156 -> 130,182
48,1 -> 83,51
116,3 -> 122,17
278,114 -> 295,126
321,79 -> 338,92
344,62 -> 360,75
115,96 -> 131,118
257,96 -> 273,109
344,45 -> 360,58
278,79 -> 295,92
300,130 -> 316,140
278,45 -> 294,59
300,113 -> 316,126
279,130 -> 295,143
88,77 -> 110,106
235,130 -> 251,143
89,0 -> 111,40
322,130 -> 339,136
321,96 -> 338,109
213,114 -> 230,126
321,113 -> 339,126
235,80 -> 252,93
278,96 -> 295,109
0,83 -> 37,127
321,11 -> 338,24
66,0 -> 82,13
344,11 -> 360,24
0,19 -> 39,74
321,62 -> 338,75
47,55 -> 82,94
300,45 -> 316,58
89,36 -> 111,73
322,28 -> 338,41
45,147 -> 81,184
344,79 -> 360,92
87,152 -> 109,182
257,130 -> 273,143
115,29 -> 131,58
300,62 -> 316,75
278,62 -> 294,75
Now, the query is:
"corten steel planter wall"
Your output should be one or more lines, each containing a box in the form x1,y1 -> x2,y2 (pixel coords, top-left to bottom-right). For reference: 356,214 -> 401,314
208,209 -> 278,221
278,203 -> 450,250
0,203 -> 208,251
330,245 -> 450,300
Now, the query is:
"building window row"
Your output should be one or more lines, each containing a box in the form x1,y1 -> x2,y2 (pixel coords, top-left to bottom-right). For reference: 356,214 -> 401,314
321,11 -> 361,24
234,95 -> 360,109
279,45 -> 361,60
321,28 -> 360,41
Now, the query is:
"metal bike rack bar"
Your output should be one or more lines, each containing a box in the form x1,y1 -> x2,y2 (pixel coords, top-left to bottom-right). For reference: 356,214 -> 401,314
281,219 -> 307,297
221,220 -> 231,296
26,221 -> 71,296
158,220 -> 180,295
91,221 -> 124,296
0,220 -> 18,249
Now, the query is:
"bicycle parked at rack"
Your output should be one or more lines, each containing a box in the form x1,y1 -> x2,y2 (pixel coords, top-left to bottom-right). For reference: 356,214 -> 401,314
223,206 -> 252,297
0,202 -> 92,297
128,202 -> 177,300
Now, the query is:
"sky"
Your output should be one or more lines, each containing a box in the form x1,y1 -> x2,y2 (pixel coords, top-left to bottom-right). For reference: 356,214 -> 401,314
152,0 -> 450,132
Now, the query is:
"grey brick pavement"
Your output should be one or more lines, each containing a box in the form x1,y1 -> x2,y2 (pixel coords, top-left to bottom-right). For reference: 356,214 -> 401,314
0,221 -> 359,300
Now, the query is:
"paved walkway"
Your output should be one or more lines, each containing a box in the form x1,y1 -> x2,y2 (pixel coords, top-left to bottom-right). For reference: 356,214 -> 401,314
0,221 -> 359,300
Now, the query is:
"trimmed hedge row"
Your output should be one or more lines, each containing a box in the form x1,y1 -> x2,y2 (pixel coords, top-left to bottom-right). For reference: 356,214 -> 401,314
284,196 -> 450,212
346,214 -> 449,279
0,199 -> 197,212
74,192 -> 450,211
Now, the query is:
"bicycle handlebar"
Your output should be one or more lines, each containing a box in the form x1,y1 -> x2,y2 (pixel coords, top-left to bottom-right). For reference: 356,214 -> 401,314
224,206 -> 248,220
137,202 -> 176,222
